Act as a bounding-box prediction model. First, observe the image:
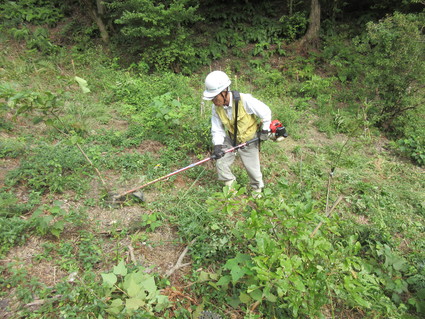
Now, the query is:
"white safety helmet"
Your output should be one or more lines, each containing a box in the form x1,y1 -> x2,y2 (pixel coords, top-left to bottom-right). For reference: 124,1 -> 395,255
202,71 -> 231,100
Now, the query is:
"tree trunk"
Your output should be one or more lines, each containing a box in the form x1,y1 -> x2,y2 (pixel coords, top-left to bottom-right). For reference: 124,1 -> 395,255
93,10 -> 109,44
82,0 -> 109,44
298,0 -> 321,49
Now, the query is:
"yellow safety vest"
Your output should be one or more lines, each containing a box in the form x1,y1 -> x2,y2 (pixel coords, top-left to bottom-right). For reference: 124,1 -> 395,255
215,94 -> 258,144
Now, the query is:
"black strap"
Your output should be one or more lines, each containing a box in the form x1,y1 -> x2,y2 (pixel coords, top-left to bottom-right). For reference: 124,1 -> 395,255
232,91 -> 240,147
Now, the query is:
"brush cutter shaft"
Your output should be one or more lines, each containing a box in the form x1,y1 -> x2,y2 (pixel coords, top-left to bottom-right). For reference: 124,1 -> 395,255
116,137 -> 259,198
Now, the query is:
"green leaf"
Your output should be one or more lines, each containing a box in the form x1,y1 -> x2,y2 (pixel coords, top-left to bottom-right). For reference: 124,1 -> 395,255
51,220 -> 64,238
216,275 -> 230,288
227,295 -> 241,308
101,273 -> 117,287
125,297 -> 145,312
198,271 -> 210,282
264,290 -> 277,302
239,292 -> 252,304
114,260 -> 128,276
210,223 -> 220,230
392,257 -> 407,271
74,76 -> 91,93
290,275 -> 306,292
140,276 -> 157,297
110,299 -> 123,308
126,277 -> 144,298
106,298 -> 124,315
123,272 -> 144,291
249,288 -> 263,301
106,305 -> 122,315
154,295 -> 170,312
230,266 -> 246,284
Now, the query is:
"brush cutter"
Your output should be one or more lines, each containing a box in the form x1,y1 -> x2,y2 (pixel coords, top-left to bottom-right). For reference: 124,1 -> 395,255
110,120 -> 287,203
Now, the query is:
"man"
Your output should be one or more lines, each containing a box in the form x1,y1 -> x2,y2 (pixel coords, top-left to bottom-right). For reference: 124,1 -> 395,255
202,70 -> 272,196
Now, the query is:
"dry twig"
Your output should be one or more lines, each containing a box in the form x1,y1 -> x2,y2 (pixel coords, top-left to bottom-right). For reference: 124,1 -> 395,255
310,195 -> 343,238
25,295 -> 62,308
166,239 -> 196,277
128,244 -> 138,265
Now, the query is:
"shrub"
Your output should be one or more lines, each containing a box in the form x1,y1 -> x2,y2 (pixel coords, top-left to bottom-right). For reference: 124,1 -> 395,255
353,12 -> 425,129
396,135 -> 425,166
106,0 -> 202,72
202,190 -> 406,317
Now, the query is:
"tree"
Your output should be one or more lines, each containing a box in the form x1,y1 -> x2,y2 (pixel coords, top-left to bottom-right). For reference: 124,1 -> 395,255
80,0 -> 110,43
355,12 -> 425,129
298,0 -> 321,48
105,0 -> 201,72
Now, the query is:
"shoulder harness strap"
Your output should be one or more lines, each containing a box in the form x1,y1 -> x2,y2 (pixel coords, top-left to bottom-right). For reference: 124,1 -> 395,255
231,91 -> 240,147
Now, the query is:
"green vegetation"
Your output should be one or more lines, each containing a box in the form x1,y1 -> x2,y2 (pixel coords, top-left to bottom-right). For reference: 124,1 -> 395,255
0,0 -> 424,318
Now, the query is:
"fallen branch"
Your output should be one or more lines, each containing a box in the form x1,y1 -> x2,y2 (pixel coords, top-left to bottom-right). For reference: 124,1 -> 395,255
250,300 -> 261,312
25,295 -> 62,308
99,228 -> 123,235
166,239 -> 196,278
75,143 -> 107,186
128,244 -> 138,265
310,195 -> 344,238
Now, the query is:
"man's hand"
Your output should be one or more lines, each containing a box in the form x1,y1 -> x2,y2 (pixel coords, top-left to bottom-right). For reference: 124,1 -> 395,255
259,130 -> 269,141
212,145 -> 226,159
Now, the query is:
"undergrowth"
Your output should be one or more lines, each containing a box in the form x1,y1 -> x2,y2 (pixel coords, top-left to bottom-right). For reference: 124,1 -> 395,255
0,19 -> 424,318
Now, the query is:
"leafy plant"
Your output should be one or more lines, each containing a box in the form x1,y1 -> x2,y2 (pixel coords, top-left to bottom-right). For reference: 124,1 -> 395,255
26,27 -> 59,54
138,212 -> 163,232
0,191 -> 42,256
0,137 -> 27,158
353,12 -> 425,129
30,201 -> 69,238
6,144 -> 90,194
0,217 -> 30,256
0,191 -> 40,218
131,92 -> 192,133
300,74 -> 336,99
200,190 -> 406,317
106,0 -> 201,72
278,11 -> 308,41
101,260 -> 170,316
0,83 -> 61,124
0,0 -> 64,27
76,231 -> 103,270
396,135 -> 425,166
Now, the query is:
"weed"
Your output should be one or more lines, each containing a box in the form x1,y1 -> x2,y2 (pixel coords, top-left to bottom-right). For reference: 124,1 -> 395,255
0,262 -> 42,304
0,137 -> 27,158
0,217 -> 30,256
30,201 -> 68,238
138,212 -> 163,232
200,190 -> 405,317
101,260 -> 170,316
0,191 -> 40,218
6,144 -> 91,194
395,135 -> 425,166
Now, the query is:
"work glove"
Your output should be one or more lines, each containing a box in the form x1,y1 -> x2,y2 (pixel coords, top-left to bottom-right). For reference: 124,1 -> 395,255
259,129 -> 269,141
212,145 -> 226,159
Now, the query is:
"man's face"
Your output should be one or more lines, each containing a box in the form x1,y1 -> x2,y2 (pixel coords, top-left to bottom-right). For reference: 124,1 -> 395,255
212,91 -> 228,107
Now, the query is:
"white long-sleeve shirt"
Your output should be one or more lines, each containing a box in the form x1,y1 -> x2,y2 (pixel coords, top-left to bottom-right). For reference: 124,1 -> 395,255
211,92 -> 272,145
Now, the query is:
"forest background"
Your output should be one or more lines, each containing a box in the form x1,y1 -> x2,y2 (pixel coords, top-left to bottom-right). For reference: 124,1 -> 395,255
0,0 -> 424,318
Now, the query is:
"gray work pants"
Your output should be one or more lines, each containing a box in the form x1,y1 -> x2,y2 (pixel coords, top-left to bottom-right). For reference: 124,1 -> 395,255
216,136 -> 264,189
